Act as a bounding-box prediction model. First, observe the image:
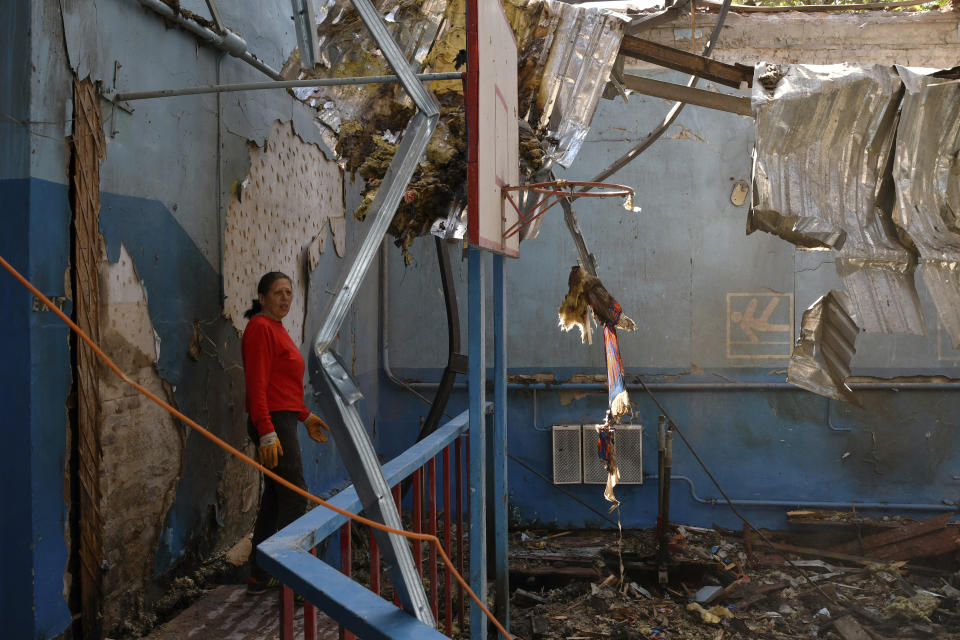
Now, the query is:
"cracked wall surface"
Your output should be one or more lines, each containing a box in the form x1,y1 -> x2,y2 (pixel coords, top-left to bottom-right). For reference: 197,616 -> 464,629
223,120 -> 345,344
98,245 -> 186,630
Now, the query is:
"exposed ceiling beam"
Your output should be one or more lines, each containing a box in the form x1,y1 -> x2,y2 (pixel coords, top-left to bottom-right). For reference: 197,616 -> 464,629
619,36 -> 754,88
621,73 -> 752,116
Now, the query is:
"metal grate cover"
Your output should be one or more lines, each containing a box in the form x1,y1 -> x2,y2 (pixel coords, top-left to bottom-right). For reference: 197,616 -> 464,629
583,424 -> 643,484
552,425 -> 583,484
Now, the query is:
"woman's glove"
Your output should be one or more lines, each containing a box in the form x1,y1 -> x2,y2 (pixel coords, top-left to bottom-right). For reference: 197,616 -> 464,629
305,413 -> 330,443
258,431 -> 284,469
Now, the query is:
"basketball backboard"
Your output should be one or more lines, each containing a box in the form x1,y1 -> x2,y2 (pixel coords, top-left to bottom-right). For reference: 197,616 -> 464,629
467,0 -> 519,258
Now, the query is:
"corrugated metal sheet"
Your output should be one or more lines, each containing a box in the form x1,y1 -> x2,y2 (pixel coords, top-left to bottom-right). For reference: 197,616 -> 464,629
787,290 -> 859,405
751,64 -> 925,336
893,68 -> 960,349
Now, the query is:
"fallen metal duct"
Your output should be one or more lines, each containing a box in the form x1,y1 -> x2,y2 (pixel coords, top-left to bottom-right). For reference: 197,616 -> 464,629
893,68 -> 960,349
751,64 -> 924,336
787,290 -> 860,406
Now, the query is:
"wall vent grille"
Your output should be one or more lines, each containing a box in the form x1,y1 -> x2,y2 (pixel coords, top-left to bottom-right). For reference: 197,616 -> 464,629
552,425 -> 583,484
583,424 -> 643,485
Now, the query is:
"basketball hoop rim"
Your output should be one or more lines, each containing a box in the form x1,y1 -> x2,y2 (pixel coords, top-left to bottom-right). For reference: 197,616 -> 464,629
502,180 -> 633,199
500,180 -> 636,241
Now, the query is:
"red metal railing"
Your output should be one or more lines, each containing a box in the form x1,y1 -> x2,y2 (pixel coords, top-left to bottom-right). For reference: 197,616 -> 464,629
280,434 -> 469,639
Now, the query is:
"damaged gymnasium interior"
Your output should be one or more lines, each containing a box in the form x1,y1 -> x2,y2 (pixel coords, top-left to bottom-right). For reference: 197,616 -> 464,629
5,0 -> 960,639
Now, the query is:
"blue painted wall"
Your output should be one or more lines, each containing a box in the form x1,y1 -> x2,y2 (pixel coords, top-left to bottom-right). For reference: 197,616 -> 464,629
28,180 -> 74,640
0,178 -> 75,638
0,179 -> 40,637
1,4 -> 76,635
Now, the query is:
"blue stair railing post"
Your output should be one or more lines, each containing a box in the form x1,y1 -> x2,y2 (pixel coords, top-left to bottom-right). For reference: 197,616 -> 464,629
259,411 -> 470,640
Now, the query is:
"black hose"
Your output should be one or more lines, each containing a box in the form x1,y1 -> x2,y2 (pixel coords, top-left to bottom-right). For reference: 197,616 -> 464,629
416,235 -> 463,442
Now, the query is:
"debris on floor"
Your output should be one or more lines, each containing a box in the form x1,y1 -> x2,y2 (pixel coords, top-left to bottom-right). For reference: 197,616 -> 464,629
508,514 -> 960,639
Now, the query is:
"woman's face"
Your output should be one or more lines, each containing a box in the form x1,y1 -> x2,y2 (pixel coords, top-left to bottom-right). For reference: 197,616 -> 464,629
259,278 -> 293,322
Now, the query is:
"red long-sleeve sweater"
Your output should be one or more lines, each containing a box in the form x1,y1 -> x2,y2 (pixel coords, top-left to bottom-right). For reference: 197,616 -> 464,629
241,314 -> 310,437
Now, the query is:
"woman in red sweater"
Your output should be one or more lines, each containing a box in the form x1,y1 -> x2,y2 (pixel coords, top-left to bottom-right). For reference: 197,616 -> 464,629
241,271 -> 330,594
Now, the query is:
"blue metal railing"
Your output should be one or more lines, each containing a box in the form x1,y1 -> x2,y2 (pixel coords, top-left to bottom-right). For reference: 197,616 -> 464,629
258,409 -> 470,640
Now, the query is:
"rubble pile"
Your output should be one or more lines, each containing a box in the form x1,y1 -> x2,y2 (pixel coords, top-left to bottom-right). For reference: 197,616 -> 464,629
508,513 -> 960,640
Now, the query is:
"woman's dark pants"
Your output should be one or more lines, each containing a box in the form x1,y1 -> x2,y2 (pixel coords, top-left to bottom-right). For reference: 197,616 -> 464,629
248,411 -> 308,582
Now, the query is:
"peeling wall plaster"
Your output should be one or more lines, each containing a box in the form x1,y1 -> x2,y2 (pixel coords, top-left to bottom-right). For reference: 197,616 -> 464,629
98,245 -> 187,630
223,120 -> 345,344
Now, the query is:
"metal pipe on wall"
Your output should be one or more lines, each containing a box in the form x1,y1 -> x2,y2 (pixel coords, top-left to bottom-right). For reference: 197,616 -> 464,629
660,474 -> 957,513
135,0 -> 282,80
116,72 -> 463,102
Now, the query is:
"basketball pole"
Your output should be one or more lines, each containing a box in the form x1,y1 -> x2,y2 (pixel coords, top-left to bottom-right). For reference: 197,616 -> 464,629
465,1 -> 488,638
467,1 -> 511,636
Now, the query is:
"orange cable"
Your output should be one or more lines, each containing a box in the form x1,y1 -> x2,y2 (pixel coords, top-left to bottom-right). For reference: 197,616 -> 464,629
0,254 -> 511,640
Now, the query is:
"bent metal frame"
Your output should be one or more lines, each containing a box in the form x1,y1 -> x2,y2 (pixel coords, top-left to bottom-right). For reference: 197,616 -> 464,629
287,0 -> 512,638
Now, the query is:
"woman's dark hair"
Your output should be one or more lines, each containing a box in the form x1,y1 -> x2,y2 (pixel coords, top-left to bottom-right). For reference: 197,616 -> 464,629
243,271 -> 292,319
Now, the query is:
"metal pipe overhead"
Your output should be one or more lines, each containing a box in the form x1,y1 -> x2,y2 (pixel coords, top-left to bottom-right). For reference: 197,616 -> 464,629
136,0 -> 282,80
116,72 -> 463,101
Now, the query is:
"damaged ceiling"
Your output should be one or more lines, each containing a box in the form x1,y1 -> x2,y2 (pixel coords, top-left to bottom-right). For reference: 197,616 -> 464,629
282,0 -> 627,259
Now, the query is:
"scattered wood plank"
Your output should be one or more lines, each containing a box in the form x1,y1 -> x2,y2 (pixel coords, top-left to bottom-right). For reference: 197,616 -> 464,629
530,614 -> 550,640
510,566 -> 600,580
834,615 -> 873,640
868,527 -> 960,562
732,580 -> 791,608
513,588 -> 548,607
766,541 -> 880,565
830,513 -> 952,555
510,552 -> 596,565
761,529 -> 960,564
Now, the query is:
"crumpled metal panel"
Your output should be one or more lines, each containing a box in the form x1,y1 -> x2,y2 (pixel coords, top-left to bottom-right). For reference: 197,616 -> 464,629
893,68 -> 960,348
751,64 -> 925,336
787,290 -> 860,406
533,1 -> 627,168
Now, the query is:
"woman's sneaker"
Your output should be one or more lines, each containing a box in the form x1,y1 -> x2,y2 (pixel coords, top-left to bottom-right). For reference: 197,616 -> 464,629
246,576 -> 281,595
